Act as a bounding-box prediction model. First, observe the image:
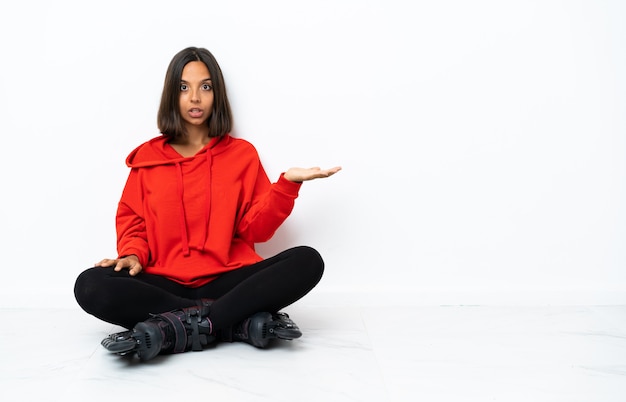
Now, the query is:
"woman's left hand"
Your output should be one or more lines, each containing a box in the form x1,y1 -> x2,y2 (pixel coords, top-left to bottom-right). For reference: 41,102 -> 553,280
284,166 -> 342,182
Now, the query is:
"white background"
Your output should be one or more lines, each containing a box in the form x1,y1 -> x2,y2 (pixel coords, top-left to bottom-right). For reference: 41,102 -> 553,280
0,0 -> 624,308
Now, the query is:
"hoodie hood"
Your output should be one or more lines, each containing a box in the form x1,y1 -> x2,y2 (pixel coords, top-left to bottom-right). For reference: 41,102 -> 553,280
126,134 -> 229,168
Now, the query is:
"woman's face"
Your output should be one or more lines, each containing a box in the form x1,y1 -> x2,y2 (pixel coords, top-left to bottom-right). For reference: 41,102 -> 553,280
179,61 -> 214,130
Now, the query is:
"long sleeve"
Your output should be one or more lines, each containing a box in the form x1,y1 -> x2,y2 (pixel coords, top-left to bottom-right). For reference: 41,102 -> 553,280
235,163 -> 302,243
116,168 -> 150,266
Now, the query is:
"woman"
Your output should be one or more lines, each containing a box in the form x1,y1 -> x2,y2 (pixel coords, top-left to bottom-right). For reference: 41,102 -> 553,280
74,47 -> 341,362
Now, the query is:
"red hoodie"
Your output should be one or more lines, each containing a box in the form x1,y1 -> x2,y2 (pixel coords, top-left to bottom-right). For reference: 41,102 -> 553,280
116,134 -> 302,287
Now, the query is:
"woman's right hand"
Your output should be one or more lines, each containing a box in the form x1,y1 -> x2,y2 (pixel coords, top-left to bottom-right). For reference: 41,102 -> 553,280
95,255 -> 143,276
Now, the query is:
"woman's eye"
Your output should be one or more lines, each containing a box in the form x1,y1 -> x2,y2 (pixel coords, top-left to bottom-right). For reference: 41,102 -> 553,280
202,84 -> 212,91
180,84 -> 188,91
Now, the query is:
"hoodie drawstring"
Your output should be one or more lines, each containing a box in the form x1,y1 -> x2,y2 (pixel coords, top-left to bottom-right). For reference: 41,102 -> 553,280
175,162 -> 191,256
200,149 -> 213,252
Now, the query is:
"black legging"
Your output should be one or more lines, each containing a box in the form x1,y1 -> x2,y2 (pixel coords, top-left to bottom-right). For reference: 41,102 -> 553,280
74,246 -> 324,331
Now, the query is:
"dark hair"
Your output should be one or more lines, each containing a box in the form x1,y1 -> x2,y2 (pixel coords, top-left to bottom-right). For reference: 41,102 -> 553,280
157,47 -> 233,139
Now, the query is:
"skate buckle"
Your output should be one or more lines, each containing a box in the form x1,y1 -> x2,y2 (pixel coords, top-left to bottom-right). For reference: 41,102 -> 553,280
185,308 -> 202,324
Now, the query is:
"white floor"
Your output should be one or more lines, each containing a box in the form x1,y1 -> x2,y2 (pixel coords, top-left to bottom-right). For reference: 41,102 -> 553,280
1,303 -> 625,401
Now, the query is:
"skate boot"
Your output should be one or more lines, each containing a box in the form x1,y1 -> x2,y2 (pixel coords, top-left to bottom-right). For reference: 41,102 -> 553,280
231,311 -> 302,348
101,301 -> 215,361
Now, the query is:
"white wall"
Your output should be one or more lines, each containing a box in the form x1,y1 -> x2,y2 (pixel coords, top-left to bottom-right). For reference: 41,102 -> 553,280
1,0 -> 624,308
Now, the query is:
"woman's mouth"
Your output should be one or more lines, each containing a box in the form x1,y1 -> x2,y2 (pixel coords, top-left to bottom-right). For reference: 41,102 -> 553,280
188,108 -> 204,118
